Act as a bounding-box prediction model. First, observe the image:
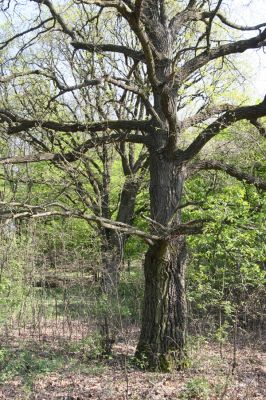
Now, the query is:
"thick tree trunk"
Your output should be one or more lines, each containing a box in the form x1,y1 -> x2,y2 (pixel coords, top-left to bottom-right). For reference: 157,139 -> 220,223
136,237 -> 187,370
136,154 -> 188,370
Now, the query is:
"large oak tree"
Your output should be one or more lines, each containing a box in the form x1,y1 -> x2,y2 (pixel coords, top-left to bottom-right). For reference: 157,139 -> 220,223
0,0 -> 266,370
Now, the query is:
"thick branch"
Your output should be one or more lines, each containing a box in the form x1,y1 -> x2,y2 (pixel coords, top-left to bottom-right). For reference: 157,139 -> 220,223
182,104 -> 234,129
176,28 -> 266,84
72,2 -> 159,87
191,160 -> 266,191
144,215 -> 205,236
170,2 -> 198,34
125,12 -> 160,87
0,109 -> 151,135
181,100 -> 266,160
71,41 -> 145,61
0,70 -> 43,83
0,153 -> 55,165
166,220 -> 205,236
0,199 -> 158,244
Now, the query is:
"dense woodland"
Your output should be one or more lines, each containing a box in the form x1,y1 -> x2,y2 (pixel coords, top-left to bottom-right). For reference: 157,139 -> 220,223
0,0 -> 265,398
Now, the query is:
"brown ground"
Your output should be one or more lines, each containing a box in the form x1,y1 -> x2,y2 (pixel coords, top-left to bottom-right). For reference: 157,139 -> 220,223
0,322 -> 265,400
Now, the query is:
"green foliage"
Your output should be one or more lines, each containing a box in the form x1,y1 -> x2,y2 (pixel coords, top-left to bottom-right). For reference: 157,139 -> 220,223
186,171 -> 266,336
71,333 -> 106,360
0,341 -> 106,388
117,268 -> 144,322
0,232 -> 30,324
214,321 -> 231,344
180,377 -> 211,400
130,352 -> 149,370
0,347 -> 64,383
35,218 -> 101,268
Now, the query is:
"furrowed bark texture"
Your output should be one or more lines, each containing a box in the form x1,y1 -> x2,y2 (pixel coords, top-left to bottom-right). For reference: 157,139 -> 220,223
136,154 -> 188,370
137,237 -> 187,370
133,3 -> 189,367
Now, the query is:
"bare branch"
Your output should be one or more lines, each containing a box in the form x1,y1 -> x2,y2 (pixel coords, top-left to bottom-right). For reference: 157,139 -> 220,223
0,132 -> 150,167
30,0 -> 75,39
71,41 -> 145,62
0,109 -> 151,136
134,0 -> 144,21
0,200 -> 158,244
166,219 -> 205,237
0,153 -> 55,165
46,77 -> 105,104
176,28 -> 266,85
182,104 -> 235,129
0,70 -> 43,83
0,200 -> 205,242
205,0 -> 223,49
209,12 -> 266,31
190,160 -> 266,191
105,76 -> 162,123
125,10 -> 161,87
0,17 -> 54,50
180,99 -> 266,160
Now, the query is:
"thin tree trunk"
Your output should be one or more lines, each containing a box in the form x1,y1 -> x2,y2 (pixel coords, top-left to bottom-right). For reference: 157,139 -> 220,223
99,231 -> 122,354
99,177 -> 141,354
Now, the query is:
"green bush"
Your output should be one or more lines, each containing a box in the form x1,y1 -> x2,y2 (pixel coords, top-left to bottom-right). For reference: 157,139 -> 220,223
0,347 -> 64,383
180,377 -> 211,400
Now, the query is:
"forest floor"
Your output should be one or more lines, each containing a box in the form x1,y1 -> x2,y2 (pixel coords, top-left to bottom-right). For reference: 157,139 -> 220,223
0,322 -> 265,400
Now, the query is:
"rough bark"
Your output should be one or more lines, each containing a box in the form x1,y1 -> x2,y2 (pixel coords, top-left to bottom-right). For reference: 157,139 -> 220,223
136,237 -> 187,371
136,153 -> 188,370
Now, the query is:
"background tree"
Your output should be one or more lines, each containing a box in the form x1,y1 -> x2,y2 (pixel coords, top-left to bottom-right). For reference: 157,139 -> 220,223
0,0 -> 266,370
0,6 -> 149,352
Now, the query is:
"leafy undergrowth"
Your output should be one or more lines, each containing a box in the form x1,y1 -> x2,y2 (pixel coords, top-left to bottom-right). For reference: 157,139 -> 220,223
0,326 -> 265,400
